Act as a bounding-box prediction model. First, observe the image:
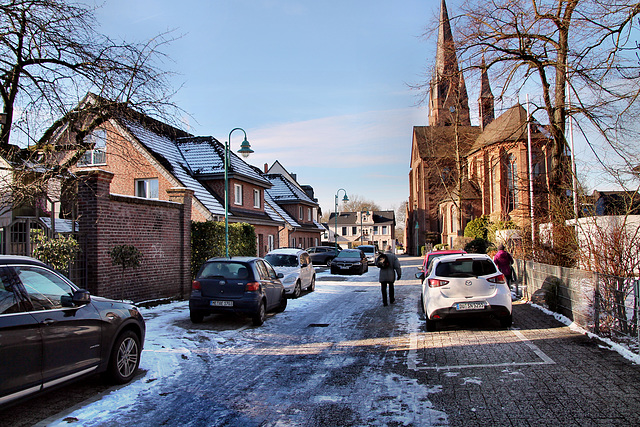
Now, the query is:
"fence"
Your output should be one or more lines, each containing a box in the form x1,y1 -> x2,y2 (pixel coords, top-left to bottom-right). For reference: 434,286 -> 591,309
515,259 -> 640,351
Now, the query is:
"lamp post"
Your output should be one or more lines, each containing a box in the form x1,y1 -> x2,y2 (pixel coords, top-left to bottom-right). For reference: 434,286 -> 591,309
334,189 -> 349,253
225,128 -> 253,258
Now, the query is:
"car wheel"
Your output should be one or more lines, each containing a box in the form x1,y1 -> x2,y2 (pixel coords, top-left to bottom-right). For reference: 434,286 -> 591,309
331,267 -> 337,274
308,275 -> 316,292
107,330 -> 141,384
190,310 -> 204,323
326,258 -> 333,267
293,281 -> 302,298
253,300 -> 266,326
275,292 -> 287,313
500,314 -> 513,328
426,318 -> 438,332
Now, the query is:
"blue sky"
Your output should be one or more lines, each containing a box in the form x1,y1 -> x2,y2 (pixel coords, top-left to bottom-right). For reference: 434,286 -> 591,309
92,0 -> 454,216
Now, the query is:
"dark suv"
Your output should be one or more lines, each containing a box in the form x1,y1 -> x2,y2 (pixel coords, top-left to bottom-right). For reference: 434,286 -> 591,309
189,257 -> 287,326
0,256 -> 145,407
305,246 -> 340,266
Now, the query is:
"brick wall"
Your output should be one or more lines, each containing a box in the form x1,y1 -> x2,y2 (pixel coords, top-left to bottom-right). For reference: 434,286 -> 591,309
77,169 -> 192,303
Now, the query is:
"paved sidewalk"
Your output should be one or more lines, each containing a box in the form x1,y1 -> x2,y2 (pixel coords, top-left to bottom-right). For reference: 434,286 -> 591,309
410,301 -> 640,426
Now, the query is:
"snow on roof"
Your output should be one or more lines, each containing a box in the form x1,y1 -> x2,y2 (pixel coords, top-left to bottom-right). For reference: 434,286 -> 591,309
121,120 -> 226,216
264,191 -> 300,227
265,174 -> 315,204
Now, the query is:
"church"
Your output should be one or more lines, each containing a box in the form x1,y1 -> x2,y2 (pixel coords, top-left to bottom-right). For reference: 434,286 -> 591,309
405,0 -> 552,255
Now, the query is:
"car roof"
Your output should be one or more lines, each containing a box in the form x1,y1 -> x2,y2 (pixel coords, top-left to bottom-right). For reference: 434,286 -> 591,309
205,257 -> 261,263
426,249 -> 466,257
0,255 -> 48,267
434,253 -> 491,263
267,248 -> 305,255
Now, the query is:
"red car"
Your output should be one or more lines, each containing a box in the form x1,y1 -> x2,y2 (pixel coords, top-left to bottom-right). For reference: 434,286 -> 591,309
418,249 -> 467,279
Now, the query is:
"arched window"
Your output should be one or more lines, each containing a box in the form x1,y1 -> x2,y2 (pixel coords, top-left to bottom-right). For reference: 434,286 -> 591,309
507,153 -> 518,211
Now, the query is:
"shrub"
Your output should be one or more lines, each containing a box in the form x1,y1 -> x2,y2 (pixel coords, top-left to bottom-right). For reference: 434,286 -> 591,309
191,221 -> 256,277
31,229 -> 79,274
464,215 -> 490,240
464,238 -> 491,254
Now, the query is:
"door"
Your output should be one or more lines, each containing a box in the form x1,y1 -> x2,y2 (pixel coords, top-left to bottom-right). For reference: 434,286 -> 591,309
300,252 -> 313,287
0,267 -> 43,402
14,265 -> 103,383
257,260 -> 280,310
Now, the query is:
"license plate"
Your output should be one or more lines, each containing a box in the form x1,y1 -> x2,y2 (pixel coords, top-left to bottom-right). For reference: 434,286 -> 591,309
210,300 -> 233,307
339,265 -> 350,269
456,302 -> 485,310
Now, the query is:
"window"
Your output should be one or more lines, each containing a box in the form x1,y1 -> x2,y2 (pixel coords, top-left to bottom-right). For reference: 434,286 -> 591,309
307,208 -> 312,221
491,157 -> 499,211
382,226 -> 388,235
352,226 -> 357,235
234,184 -> 243,205
15,266 -> 74,311
267,235 -> 274,252
135,178 -> 159,199
341,227 -> 347,235
373,226 -> 379,235
507,153 -> 518,211
78,129 -> 107,166
299,206 -> 303,220
253,189 -> 260,208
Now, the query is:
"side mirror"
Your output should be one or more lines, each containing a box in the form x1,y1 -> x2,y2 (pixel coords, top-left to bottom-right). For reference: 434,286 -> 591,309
415,272 -> 425,281
62,289 -> 91,307
277,272 -> 284,278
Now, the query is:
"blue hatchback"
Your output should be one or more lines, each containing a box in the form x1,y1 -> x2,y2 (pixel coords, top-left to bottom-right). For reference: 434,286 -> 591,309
189,257 -> 287,326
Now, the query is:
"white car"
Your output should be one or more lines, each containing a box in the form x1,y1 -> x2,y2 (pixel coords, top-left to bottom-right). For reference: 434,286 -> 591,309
264,249 -> 316,298
357,245 -> 378,265
420,253 -> 512,332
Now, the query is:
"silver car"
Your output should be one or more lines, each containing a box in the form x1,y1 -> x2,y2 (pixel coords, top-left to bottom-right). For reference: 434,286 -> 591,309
264,249 -> 316,298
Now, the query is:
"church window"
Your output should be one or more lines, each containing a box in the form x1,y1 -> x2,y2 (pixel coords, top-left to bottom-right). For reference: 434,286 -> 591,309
507,153 -> 518,211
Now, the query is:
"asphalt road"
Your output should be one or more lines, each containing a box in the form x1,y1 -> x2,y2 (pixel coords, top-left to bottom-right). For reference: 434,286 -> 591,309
3,256 -> 640,426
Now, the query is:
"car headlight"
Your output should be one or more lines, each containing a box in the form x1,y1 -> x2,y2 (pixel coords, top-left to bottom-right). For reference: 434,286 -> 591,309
283,274 -> 297,284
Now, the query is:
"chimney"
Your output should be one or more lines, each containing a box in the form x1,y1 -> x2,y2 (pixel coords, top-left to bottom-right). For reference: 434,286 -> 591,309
264,163 -> 268,173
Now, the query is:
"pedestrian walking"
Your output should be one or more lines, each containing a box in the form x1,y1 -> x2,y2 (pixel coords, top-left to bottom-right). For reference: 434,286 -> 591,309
493,244 -> 514,286
376,245 -> 402,306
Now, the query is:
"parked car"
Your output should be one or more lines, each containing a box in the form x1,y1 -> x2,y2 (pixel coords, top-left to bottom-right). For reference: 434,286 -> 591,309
420,253 -> 512,332
330,249 -> 369,275
189,257 -> 287,326
357,245 -> 378,265
417,249 -> 467,280
0,255 -> 145,408
264,248 -> 316,298
306,246 -> 340,266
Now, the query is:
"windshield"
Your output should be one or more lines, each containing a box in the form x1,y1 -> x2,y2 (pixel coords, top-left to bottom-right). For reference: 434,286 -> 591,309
337,251 -> 360,259
360,247 -> 374,254
264,254 -> 298,267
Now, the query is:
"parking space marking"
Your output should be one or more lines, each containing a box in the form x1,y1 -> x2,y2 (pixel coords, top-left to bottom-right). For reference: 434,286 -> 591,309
407,328 -> 555,372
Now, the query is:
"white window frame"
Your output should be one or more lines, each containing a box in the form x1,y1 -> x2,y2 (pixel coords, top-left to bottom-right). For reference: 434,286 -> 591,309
268,235 -> 275,252
234,184 -> 243,205
78,129 -> 107,166
299,206 -> 303,220
135,178 -> 159,199
253,189 -> 260,208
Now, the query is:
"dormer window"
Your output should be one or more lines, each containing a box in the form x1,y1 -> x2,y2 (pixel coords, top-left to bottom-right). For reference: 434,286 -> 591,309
78,129 -> 107,166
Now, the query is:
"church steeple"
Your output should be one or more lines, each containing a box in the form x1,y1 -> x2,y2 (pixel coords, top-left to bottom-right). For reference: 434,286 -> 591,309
428,0 -> 471,127
478,55 -> 495,130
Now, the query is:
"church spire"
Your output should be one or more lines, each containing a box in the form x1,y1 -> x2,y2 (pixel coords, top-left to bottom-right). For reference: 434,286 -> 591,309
429,0 -> 471,127
478,55 -> 495,130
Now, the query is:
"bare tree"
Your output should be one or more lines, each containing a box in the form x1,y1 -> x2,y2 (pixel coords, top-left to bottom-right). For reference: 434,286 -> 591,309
339,195 -> 381,214
448,0 -> 640,214
0,0 -> 181,210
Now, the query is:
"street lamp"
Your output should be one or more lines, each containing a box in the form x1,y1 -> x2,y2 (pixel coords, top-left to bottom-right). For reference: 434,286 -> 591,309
225,128 -> 253,258
334,189 -> 349,252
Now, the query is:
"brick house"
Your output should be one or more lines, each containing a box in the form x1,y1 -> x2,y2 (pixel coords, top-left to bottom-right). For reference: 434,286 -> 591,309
262,161 -> 323,249
51,95 -> 287,257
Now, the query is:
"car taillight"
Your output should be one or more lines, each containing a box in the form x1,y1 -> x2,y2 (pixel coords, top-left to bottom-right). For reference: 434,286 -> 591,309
428,278 -> 449,288
488,274 -> 506,284
245,282 -> 260,291
192,280 -> 201,290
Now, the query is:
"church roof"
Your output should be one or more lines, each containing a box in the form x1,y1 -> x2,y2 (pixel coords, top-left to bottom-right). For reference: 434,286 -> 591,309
468,104 -> 549,154
413,125 -> 481,159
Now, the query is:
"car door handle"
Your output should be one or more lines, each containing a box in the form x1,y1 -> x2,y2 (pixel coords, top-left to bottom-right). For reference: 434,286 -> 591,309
41,319 -> 56,326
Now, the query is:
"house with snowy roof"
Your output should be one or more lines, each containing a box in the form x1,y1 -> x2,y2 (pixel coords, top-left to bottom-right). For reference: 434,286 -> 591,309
261,161 -> 324,249
49,94 -> 290,257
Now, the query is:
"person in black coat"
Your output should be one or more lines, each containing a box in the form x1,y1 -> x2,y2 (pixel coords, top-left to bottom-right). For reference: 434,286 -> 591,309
377,245 -> 402,306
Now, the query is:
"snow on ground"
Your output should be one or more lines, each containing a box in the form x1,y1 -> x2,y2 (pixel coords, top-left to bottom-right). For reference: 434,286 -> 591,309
48,266 -> 447,426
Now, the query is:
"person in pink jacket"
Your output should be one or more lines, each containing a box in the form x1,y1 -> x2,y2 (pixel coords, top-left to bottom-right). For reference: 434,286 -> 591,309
493,244 -> 514,286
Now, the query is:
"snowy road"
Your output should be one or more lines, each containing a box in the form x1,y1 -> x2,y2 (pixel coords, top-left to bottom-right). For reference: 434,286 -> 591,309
12,255 -> 640,426
46,258 -> 446,426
